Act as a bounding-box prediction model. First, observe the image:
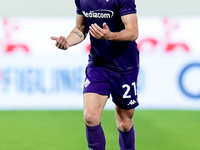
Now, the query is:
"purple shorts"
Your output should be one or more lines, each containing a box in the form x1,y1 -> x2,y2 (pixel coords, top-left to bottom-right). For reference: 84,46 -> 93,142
83,63 -> 139,109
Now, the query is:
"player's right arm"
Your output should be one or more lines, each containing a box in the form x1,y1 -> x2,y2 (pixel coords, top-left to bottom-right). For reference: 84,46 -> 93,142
51,14 -> 88,50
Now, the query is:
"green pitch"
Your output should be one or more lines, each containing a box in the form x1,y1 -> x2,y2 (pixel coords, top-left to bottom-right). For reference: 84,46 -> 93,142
0,110 -> 200,150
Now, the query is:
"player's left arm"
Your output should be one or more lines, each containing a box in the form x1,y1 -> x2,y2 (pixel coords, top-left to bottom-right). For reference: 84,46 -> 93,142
89,13 -> 138,41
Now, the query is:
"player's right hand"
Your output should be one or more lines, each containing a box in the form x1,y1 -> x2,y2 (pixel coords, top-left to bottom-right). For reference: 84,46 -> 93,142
50,36 -> 69,50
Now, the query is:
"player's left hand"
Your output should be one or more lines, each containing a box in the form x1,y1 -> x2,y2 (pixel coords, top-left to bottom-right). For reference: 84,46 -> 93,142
89,23 -> 112,40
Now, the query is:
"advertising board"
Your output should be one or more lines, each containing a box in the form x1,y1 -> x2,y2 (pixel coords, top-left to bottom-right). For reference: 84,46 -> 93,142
0,16 -> 199,110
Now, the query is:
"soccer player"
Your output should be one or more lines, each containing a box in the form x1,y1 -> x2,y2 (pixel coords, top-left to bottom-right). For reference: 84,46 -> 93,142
51,0 -> 139,149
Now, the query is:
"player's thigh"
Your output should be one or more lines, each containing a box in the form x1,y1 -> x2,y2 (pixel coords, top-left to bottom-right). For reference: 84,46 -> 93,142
83,93 -> 108,126
115,106 -> 135,131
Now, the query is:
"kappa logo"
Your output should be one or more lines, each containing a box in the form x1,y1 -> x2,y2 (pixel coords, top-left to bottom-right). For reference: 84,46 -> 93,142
84,78 -> 91,88
127,100 -> 136,106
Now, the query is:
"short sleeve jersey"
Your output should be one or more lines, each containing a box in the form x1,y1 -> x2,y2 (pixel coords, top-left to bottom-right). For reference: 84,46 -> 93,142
75,0 -> 139,73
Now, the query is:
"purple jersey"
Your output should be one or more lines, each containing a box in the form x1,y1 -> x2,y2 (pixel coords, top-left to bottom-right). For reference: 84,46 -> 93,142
75,0 -> 139,73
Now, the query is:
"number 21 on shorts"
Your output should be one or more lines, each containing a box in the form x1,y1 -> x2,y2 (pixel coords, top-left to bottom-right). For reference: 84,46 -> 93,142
122,82 -> 137,99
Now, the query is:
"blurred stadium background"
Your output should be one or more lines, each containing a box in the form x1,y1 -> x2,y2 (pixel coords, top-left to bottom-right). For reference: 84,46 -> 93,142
0,0 -> 200,149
